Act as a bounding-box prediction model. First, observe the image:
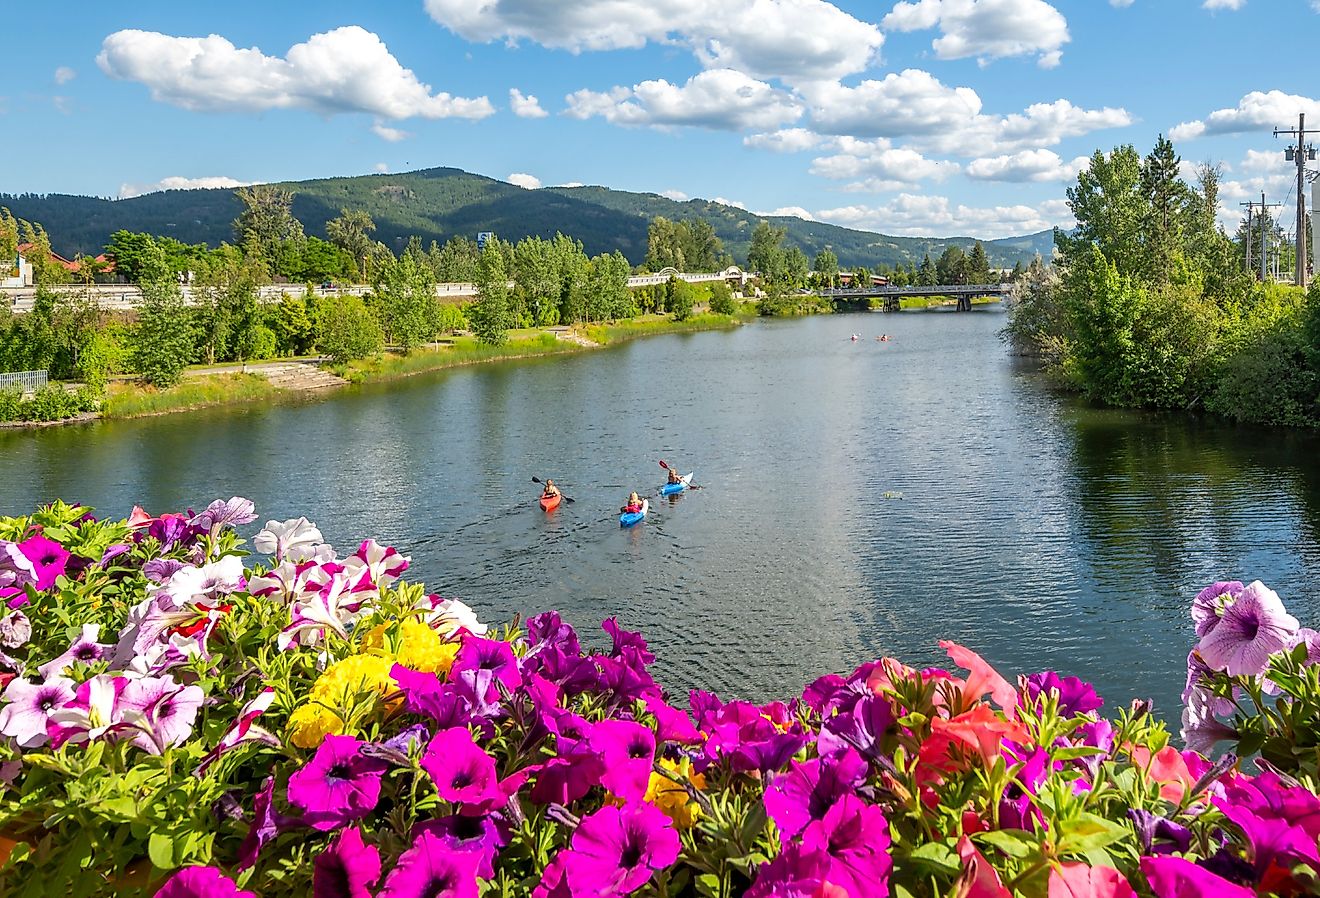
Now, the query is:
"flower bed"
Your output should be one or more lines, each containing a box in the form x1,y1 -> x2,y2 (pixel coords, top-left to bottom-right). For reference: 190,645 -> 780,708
0,500 -> 1316,897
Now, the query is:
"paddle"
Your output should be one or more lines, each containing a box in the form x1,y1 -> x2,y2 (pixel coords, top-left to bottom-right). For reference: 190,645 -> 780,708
530,476 -> 575,503
658,460 -> 700,490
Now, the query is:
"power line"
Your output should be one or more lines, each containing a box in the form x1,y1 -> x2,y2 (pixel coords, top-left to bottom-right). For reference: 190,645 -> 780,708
1274,113 -> 1317,287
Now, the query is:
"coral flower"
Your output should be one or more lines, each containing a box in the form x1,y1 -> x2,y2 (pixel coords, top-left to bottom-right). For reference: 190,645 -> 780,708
314,827 -> 382,898
1047,863 -> 1136,898
941,641 -> 1018,714
152,866 -> 256,898
380,830 -> 480,898
1197,581 -> 1298,677
921,704 -> 1028,773
421,726 -> 500,806
287,734 -> 388,831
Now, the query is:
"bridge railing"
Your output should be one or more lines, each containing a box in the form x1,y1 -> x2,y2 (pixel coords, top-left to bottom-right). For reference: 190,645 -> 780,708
0,370 -> 47,394
818,283 -> 1009,296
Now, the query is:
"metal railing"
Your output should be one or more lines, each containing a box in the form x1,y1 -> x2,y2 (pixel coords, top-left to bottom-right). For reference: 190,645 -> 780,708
0,370 -> 47,393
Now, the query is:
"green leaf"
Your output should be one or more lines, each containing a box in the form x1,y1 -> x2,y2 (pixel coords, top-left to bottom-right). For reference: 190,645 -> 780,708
148,831 -> 179,870
975,829 -> 1039,859
1057,813 -> 1129,853
905,840 -> 962,875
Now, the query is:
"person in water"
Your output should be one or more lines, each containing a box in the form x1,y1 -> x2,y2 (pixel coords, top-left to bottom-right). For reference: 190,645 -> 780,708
542,479 -> 560,499
621,491 -> 643,513
667,467 -> 683,485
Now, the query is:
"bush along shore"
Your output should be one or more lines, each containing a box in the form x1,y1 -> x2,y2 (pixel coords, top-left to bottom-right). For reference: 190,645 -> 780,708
0,499 -> 1316,896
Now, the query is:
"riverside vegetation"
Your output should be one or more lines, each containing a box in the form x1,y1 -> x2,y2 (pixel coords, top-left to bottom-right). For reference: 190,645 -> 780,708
1004,136 -> 1320,428
1,498 -> 1320,896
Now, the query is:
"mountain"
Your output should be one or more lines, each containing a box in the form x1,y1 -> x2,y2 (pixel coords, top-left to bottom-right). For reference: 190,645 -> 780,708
0,166 -> 1055,270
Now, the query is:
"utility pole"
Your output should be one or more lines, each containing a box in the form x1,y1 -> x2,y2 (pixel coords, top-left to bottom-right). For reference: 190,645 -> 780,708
1240,195 -> 1281,280
1240,199 -> 1254,274
1262,192 -> 1269,282
1275,113 -> 1316,287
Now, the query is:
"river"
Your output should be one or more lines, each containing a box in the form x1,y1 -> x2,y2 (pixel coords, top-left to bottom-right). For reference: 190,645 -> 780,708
3,309 -> 1319,719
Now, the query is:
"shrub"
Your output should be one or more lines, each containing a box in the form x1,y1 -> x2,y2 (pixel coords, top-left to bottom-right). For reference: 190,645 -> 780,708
0,387 -> 19,422
238,323 -> 278,361
708,281 -> 736,315
315,293 -> 385,363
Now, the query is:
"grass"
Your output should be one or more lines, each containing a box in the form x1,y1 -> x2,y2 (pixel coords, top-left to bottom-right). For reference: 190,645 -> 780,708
899,295 -> 1002,309
101,374 -> 281,419
338,333 -> 586,383
582,312 -> 742,345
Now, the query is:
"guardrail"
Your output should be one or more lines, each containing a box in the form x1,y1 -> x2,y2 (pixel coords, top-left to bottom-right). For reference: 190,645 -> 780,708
0,370 -> 47,394
818,283 -> 1010,297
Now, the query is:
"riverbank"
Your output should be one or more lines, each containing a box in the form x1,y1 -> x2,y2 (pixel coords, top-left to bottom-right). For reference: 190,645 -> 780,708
100,373 -> 284,419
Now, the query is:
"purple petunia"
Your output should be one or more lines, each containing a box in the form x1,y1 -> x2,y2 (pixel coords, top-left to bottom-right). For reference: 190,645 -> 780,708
238,776 -> 300,871
745,842 -> 832,898
764,748 -> 867,842
1128,809 -> 1192,856
799,794 -> 892,898
421,726 -> 501,806
391,665 -> 473,730
314,827 -> 382,898
0,542 -> 38,593
817,694 -> 893,761
1020,671 -> 1103,716
188,497 -> 258,535
560,802 -> 680,896
1192,581 -> 1244,638
589,719 -> 656,803
1197,581 -> 1298,677
287,735 -> 388,831
38,623 -> 113,679
118,674 -> 204,754
415,813 -> 507,879
450,636 -> 522,699
152,866 -> 256,898
380,830 -> 480,898
16,534 -> 70,592
0,676 -> 76,748
1139,855 -> 1254,898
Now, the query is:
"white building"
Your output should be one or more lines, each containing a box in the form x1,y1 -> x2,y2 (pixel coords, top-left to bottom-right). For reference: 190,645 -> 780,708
0,252 -> 33,289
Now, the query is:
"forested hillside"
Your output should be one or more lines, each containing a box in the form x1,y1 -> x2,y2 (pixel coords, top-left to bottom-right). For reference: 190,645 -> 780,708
1,166 -> 1052,270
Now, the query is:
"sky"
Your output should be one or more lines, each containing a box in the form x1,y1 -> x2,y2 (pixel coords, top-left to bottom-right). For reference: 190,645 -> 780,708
1,0 -> 1318,240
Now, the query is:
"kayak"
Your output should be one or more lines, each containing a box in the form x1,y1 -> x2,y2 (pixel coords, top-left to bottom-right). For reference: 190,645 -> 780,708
539,493 -> 561,512
660,472 -> 694,496
619,499 -> 649,528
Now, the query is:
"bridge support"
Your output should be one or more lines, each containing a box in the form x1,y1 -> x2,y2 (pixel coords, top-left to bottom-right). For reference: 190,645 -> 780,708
883,296 -> 900,312
956,295 -> 972,312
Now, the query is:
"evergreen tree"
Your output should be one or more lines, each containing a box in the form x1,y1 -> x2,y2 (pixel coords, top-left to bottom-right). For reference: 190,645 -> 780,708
1140,134 -> 1188,283
968,241 -> 992,284
917,253 -> 937,286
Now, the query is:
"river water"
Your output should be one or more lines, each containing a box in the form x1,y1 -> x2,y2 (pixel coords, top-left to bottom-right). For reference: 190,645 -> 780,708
3,310 -> 1319,718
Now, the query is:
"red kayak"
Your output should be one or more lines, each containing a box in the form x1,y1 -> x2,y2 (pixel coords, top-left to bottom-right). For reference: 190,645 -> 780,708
539,494 -> 562,512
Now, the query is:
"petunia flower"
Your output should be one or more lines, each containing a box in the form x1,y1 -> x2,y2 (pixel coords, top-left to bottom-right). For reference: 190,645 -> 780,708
278,574 -> 357,651
152,866 -> 256,898
46,674 -> 124,748
1139,855 -> 1254,898
1197,581 -> 1298,677
238,776 -> 301,871
38,623 -> 113,679
314,826 -> 382,898
421,726 -> 501,806
188,497 -> 258,535
817,694 -> 893,761
16,534 -> 70,591
380,830 -> 480,898
451,636 -> 522,696
941,640 -> 1018,714
589,719 -> 656,803
561,802 -> 680,896
1020,672 -> 1103,716
195,688 -> 281,776
253,517 -> 325,561
345,539 -> 409,588
744,842 -> 831,898
118,674 -> 204,754
1127,809 -> 1192,856
414,814 -> 506,879
416,595 -> 488,638
0,542 -> 37,592
0,611 -> 31,649
799,794 -> 892,898
0,676 -> 75,748
526,610 -> 581,656
1047,863 -> 1137,898
602,618 -> 655,666
764,748 -> 867,842
287,734 -> 388,831
1192,581 -> 1245,638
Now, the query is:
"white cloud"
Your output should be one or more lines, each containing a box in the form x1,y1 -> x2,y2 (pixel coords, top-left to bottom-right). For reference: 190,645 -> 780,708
507,172 -> 543,189
423,0 -> 883,82
814,194 -> 1073,239
52,96 -> 73,115
54,66 -> 76,85
98,26 -> 494,121
743,128 -> 824,153
760,206 -> 816,220
372,122 -> 409,142
373,163 -> 389,173
509,88 -> 549,118
557,181 -> 586,188
660,189 -> 690,201
1170,90 -> 1320,141
882,0 -> 1070,68
809,137 -> 958,186
118,175 -> 253,199
1109,0 -> 1134,6
565,69 -> 802,131
712,196 -> 748,209
798,71 -> 1130,154
1203,0 -> 1245,9
965,148 -> 1089,182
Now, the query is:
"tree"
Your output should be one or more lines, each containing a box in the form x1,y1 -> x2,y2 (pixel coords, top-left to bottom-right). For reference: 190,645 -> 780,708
470,243 -> 511,344
19,219 -> 68,286
968,241 -> 991,284
326,209 -> 376,281
708,281 -> 736,315
513,236 -> 560,327
429,236 -> 481,283
374,253 -> 437,352
682,218 -> 724,272
234,185 -> 305,274
1056,145 -> 1149,278
0,209 -> 18,279
812,249 -> 839,288
747,221 -> 787,283
133,274 -> 195,388
917,253 -> 937,286
667,277 -> 695,321
936,246 -> 968,285
1140,135 -> 1190,284
783,246 -> 809,287
316,294 -> 384,363
646,217 -> 686,271
272,293 -> 316,356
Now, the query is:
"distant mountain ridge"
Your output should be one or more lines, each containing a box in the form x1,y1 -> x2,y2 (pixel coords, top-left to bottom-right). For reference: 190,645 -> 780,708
0,166 -> 1056,270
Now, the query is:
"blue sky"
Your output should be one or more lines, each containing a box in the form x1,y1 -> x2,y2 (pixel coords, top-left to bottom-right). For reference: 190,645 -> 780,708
1,0 -> 1317,239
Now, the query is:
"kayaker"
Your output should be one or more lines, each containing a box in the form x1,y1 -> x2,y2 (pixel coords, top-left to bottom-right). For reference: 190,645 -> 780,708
666,467 -> 683,485
621,491 -> 643,514
541,479 -> 561,500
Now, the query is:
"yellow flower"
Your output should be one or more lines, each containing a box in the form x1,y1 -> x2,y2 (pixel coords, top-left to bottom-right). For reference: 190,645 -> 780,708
359,623 -> 388,652
645,757 -> 706,829
395,620 -> 459,675
311,654 -> 395,705
288,704 -> 344,749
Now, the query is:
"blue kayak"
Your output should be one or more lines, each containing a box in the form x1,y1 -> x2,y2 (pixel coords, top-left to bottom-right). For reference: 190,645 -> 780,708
660,472 -> 694,496
619,499 -> 649,528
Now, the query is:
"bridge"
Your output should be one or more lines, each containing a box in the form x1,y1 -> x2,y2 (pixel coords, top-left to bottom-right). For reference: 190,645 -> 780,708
0,266 -> 753,314
818,282 -> 1011,312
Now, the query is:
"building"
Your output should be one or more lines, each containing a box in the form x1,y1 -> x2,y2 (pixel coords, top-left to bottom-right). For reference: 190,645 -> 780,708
0,252 -> 33,288
3,244 -> 116,286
